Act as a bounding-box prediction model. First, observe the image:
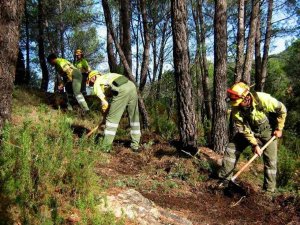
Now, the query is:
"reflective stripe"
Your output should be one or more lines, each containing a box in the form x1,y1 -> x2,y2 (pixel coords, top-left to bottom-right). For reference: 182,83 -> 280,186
226,148 -> 236,154
266,169 -> 277,175
224,157 -> 236,164
130,130 -> 141,135
130,122 -> 140,127
106,122 -> 118,128
104,130 -> 116,135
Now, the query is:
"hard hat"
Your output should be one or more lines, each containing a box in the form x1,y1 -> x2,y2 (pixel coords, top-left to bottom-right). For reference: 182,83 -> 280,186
75,49 -> 83,56
88,70 -> 101,80
227,82 -> 250,106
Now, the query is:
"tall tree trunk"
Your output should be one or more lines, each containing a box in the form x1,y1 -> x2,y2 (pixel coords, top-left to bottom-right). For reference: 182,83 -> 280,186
25,0 -> 30,84
260,0 -> 273,91
155,16 -> 169,99
191,0 -> 204,122
139,0 -> 151,92
120,0 -> 132,77
131,8 -> 140,81
107,29 -> 118,72
102,0 -> 149,128
151,5 -> 159,82
198,0 -> 212,121
212,0 -> 228,153
255,11 -> 262,91
235,0 -> 245,82
171,0 -> 197,151
58,0 -> 65,57
38,0 -> 49,92
242,0 -> 259,84
15,47 -> 26,85
0,0 -> 25,130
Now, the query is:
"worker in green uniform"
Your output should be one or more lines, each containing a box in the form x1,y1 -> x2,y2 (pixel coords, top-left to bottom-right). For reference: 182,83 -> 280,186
218,82 -> 287,193
47,53 -> 90,113
87,70 -> 141,152
74,49 -> 91,96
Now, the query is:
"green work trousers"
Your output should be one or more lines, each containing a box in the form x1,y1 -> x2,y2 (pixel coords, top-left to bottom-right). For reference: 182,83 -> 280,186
218,121 -> 278,192
65,69 -> 89,111
102,80 -> 141,150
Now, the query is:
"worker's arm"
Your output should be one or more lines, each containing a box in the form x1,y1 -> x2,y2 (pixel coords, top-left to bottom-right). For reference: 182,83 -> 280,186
82,59 -> 91,73
93,82 -> 109,114
233,109 -> 258,146
258,92 -> 287,132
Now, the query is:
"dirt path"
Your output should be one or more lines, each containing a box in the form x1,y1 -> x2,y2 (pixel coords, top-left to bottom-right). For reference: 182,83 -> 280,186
96,135 -> 299,225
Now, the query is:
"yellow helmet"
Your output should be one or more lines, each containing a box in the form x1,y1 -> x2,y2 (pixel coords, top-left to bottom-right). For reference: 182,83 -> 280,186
75,49 -> 83,56
227,82 -> 250,106
88,70 -> 101,80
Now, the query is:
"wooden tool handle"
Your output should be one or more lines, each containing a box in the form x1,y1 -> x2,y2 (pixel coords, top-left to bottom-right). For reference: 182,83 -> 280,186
231,136 -> 276,182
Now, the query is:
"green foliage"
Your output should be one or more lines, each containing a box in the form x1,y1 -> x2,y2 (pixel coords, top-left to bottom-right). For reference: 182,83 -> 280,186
68,27 -> 105,68
277,145 -> 298,189
0,114 -> 116,224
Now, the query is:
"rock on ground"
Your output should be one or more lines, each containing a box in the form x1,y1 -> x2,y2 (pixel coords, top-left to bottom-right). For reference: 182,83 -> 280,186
97,189 -> 193,225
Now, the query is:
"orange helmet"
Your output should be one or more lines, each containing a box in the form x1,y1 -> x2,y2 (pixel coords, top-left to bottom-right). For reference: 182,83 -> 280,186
227,82 -> 250,106
75,49 -> 83,56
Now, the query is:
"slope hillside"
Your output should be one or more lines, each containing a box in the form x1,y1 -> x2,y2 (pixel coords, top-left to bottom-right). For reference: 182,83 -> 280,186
0,86 -> 299,224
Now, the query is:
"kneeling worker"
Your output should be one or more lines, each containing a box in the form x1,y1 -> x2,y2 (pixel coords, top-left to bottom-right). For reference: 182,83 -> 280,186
218,82 -> 287,193
87,70 -> 141,152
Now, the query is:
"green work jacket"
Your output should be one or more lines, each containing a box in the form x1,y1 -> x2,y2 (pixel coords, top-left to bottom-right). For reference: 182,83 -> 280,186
232,92 -> 287,146
74,58 -> 91,74
55,58 -> 77,82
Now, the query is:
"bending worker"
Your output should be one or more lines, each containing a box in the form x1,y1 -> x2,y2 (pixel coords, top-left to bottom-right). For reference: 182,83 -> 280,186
47,53 -> 90,113
218,82 -> 287,193
87,70 -> 141,152
74,49 -> 91,96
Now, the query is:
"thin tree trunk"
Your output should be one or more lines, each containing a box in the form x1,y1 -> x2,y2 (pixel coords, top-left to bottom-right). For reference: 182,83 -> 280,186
260,0 -> 273,91
212,0 -> 228,153
198,0 -> 212,121
59,0 -> 65,57
0,0 -> 25,130
25,0 -> 30,84
255,11 -> 262,91
235,0 -> 245,82
131,7 -> 140,82
102,0 -> 149,128
107,29 -> 118,72
139,0 -> 151,92
38,0 -> 49,92
120,0 -> 132,77
155,16 -> 169,99
15,47 -> 26,85
191,0 -> 203,122
171,0 -> 197,151
242,0 -> 260,84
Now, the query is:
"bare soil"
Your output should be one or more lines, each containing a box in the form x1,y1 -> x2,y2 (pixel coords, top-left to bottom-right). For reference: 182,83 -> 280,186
96,133 -> 300,225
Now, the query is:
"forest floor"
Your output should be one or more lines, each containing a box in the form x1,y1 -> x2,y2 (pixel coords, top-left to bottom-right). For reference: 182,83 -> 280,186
5,87 -> 300,224
91,134 -> 299,225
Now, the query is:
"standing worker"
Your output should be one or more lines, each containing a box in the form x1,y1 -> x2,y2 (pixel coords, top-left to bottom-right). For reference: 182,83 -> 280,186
47,53 -> 90,114
218,82 -> 287,193
87,70 -> 141,152
74,49 -> 91,96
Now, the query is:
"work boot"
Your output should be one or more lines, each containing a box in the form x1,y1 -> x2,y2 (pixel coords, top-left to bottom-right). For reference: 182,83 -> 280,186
217,179 -> 230,189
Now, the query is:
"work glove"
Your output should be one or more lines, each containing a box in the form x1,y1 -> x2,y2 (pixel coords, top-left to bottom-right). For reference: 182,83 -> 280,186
58,84 -> 64,91
273,129 -> 282,138
101,100 -> 109,114
252,145 -> 263,156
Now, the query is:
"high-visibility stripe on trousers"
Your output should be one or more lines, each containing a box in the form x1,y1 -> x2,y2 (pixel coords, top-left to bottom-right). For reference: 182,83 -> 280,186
102,80 -> 141,150
72,69 -> 89,111
218,124 -> 278,192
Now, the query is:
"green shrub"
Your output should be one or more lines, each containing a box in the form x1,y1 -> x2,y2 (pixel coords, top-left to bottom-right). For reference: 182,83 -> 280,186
277,145 -> 297,189
0,115 -> 113,224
